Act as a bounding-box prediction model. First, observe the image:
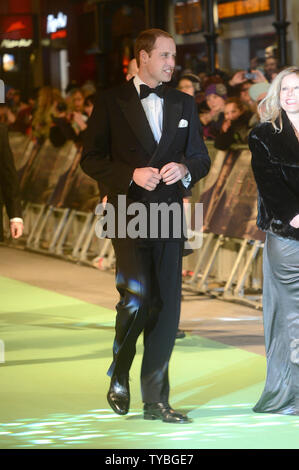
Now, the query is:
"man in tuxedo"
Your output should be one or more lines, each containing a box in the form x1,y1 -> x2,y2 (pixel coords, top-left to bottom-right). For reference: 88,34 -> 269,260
0,123 -> 23,241
81,29 -> 210,423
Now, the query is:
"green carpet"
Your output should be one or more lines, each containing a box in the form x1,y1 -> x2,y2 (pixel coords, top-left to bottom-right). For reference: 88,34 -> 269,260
0,276 -> 299,449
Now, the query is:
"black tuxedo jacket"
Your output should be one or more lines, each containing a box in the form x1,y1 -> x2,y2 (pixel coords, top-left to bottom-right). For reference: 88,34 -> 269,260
0,124 -> 22,240
81,79 -> 210,238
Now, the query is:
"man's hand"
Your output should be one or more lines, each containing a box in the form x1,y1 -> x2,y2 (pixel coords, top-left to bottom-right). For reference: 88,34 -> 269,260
251,69 -> 268,84
290,214 -> 299,228
160,162 -> 188,185
229,70 -> 247,86
10,221 -> 23,239
133,167 -> 162,191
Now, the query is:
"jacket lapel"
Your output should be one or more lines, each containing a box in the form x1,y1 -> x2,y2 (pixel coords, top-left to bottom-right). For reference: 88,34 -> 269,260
268,110 -> 299,167
116,80 -> 157,158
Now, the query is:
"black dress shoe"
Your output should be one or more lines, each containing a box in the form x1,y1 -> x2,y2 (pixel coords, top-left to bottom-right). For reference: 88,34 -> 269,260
143,402 -> 191,423
107,374 -> 130,415
176,328 -> 186,339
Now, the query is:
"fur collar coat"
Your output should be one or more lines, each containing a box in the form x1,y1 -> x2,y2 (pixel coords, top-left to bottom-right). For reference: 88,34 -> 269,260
249,110 -> 299,241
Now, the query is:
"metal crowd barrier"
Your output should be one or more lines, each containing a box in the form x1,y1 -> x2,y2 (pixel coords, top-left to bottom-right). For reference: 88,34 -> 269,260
5,133 -> 263,309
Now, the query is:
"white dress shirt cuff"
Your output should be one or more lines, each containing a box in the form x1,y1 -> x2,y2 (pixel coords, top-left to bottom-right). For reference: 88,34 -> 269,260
10,217 -> 23,223
181,171 -> 191,188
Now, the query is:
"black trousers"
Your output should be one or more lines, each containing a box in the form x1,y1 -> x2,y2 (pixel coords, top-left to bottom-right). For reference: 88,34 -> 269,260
107,237 -> 183,403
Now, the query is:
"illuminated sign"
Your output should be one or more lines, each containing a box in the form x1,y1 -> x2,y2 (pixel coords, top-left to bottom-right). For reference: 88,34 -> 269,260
0,39 -> 32,48
218,0 -> 271,20
47,12 -> 67,34
0,15 -> 33,40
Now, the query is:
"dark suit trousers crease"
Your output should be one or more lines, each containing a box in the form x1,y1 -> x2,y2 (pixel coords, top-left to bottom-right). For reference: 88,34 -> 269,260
107,237 -> 183,403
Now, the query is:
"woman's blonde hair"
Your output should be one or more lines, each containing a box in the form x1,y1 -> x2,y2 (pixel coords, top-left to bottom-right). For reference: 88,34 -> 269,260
258,66 -> 299,131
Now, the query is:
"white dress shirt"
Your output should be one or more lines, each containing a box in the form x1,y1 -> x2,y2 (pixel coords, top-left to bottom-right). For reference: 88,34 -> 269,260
133,74 -> 163,143
133,75 -> 191,187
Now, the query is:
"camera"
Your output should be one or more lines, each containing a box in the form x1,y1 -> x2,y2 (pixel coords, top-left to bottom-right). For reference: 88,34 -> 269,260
56,101 -> 67,112
245,71 -> 256,80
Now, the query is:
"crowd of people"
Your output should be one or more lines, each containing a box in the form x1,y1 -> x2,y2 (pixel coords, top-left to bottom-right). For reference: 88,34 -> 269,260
0,52 -> 280,156
176,54 -> 280,150
0,81 -> 97,148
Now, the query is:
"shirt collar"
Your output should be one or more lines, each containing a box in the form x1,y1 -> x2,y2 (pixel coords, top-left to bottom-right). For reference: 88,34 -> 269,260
133,74 -> 163,98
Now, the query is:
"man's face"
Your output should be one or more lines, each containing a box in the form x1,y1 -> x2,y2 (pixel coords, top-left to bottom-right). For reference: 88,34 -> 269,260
265,58 -> 278,75
140,36 -> 176,87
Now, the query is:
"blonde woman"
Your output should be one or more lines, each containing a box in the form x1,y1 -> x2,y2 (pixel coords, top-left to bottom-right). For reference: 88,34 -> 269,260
249,66 -> 299,415
32,86 -> 61,143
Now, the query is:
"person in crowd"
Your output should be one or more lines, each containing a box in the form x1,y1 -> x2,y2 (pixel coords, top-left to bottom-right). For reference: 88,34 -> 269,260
68,93 -> 97,144
81,28 -> 210,423
263,56 -> 279,82
238,80 -> 255,110
265,45 -> 277,59
32,86 -> 61,143
200,83 -> 227,139
0,123 -> 23,240
69,88 -> 88,137
228,69 -> 268,112
8,90 -> 33,134
249,66 -> 299,415
177,73 -> 200,98
214,97 -> 253,150
248,82 -> 271,126
49,100 -> 77,148
83,94 -> 96,118
81,80 -> 97,98
126,58 -> 139,81
5,86 -> 15,108
0,104 -> 15,126
70,88 -> 85,113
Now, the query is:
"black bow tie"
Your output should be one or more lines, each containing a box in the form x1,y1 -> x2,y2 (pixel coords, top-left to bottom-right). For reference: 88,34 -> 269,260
139,84 -> 165,100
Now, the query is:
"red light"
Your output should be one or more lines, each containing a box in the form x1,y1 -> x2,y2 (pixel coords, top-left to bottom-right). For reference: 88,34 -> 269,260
6,21 -> 26,33
50,30 -> 67,39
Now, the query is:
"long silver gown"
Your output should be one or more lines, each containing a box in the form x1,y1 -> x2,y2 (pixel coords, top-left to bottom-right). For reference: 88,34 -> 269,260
253,231 -> 299,415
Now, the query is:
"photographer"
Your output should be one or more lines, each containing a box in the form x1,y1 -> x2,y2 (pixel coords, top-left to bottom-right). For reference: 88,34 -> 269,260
49,100 -> 77,148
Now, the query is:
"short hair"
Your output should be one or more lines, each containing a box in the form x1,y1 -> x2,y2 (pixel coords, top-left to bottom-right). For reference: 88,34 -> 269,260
134,28 -> 173,67
179,73 -> 201,92
259,66 -> 299,131
84,93 -> 96,107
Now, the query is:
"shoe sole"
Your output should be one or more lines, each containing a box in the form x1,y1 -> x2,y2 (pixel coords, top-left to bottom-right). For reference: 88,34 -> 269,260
144,413 -> 191,423
107,394 -> 129,415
